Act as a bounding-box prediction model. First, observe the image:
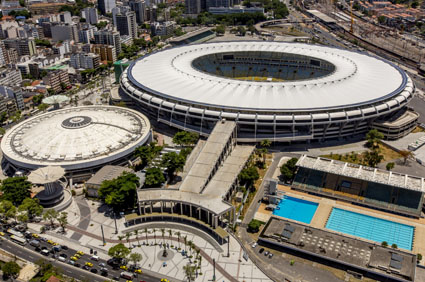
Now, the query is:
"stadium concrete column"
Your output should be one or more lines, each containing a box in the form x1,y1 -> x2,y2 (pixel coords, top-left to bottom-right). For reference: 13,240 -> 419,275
150,201 -> 153,213
189,204 -> 192,217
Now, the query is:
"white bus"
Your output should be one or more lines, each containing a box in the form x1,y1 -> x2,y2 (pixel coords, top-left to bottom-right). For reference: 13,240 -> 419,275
7,229 -> 24,238
10,235 -> 26,246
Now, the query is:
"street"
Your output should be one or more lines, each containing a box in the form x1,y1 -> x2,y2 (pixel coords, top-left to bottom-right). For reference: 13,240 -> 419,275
0,232 -> 163,282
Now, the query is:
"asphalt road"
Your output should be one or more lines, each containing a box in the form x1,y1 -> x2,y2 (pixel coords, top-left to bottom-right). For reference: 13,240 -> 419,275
0,233 -> 162,282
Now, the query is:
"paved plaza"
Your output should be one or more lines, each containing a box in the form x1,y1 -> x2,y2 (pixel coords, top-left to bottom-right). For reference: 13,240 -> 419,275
28,197 -> 271,282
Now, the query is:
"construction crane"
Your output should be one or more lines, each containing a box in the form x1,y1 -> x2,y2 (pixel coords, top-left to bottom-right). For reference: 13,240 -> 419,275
350,0 -> 354,33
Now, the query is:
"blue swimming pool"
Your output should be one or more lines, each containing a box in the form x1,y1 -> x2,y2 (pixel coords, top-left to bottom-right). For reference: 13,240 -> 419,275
272,196 -> 318,224
326,208 -> 414,250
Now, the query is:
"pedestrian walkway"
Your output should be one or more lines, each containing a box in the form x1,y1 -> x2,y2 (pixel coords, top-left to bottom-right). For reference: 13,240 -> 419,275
30,198 -> 271,282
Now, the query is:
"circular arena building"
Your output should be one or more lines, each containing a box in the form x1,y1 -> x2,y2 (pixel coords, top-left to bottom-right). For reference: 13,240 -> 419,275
1,106 -> 151,178
120,41 -> 417,142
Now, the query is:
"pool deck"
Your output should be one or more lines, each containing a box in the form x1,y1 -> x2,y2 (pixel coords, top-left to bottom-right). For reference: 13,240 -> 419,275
254,184 -> 425,263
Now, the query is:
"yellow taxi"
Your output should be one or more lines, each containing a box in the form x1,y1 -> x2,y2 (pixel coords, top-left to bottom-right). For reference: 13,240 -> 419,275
134,269 -> 142,274
76,251 -> 84,256
70,256 -> 78,261
161,279 -> 169,282
32,233 -> 39,238
85,262 -> 93,267
120,265 -> 128,270
0,232 -> 4,236
47,239 -> 54,245
126,280 -> 132,282
74,253 -> 81,258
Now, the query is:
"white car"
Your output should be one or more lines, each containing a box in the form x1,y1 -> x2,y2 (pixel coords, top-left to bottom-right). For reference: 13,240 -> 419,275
251,242 -> 257,248
58,256 -> 66,262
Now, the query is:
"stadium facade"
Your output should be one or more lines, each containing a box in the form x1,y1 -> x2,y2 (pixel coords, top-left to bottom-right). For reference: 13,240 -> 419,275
120,41 -> 417,142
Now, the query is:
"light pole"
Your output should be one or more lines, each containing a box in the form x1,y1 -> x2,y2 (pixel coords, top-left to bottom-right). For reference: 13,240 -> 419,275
212,258 -> 216,281
101,224 -> 106,246
114,213 -> 118,234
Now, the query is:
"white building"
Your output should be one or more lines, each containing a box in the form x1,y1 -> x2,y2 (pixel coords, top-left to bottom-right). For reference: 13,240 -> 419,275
151,21 -> 174,36
70,53 -> 100,69
98,0 -> 116,15
82,7 -> 99,25
0,67 -> 22,86
0,86 -> 24,110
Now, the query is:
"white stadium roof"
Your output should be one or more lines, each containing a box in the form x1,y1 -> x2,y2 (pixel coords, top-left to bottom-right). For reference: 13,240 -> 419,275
1,106 -> 151,171
127,41 -> 407,111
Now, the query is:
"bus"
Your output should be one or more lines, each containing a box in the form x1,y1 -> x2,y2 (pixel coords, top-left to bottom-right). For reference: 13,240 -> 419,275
7,229 -> 24,238
10,235 -> 26,246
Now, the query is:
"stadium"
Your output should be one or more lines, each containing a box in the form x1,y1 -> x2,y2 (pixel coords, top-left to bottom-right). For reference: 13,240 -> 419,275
120,41 -> 417,142
1,106 -> 151,178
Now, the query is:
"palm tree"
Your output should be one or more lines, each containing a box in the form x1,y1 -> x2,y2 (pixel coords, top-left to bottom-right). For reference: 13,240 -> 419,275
153,228 -> 157,244
168,229 -> 173,245
198,256 -> 202,274
134,229 -> 140,246
118,235 -> 124,242
399,150 -> 414,165
160,228 -> 165,245
183,263 -> 195,282
195,248 -> 200,261
184,236 -> 187,254
144,228 -> 148,244
188,240 -> 193,257
125,232 -> 131,248
175,231 -> 181,249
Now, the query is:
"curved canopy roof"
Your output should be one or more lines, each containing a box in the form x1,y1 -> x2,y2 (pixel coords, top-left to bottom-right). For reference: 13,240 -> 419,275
127,41 -> 407,111
1,106 -> 151,170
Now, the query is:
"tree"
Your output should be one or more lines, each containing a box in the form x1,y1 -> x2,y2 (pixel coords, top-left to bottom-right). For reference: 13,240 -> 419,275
0,200 -> 16,221
2,261 -> 21,279
237,26 -> 246,36
418,253 -> 422,262
98,172 -> 140,211
43,209 -> 59,227
160,228 -> 165,245
144,167 -> 165,187
17,212 -> 29,227
168,229 -> 173,245
32,94 -> 44,106
280,157 -> 298,182
134,142 -> 163,168
0,176 -> 32,205
125,231 -> 132,248
172,131 -> 199,146
37,103 -> 49,112
175,231 -> 181,249
129,252 -> 142,266
58,212 -> 68,232
364,150 -> 384,167
18,198 -> 43,220
238,166 -> 259,188
378,15 -> 386,24
386,162 -> 395,171
134,229 -> 140,246
215,25 -> 225,35
399,150 -> 414,165
365,129 -> 384,149
260,139 -> 271,148
183,263 -> 196,281
392,243 -> 398,249
248,219 -> 262,233
0,112 -> 7,124
161,152 -> 185,182
0,127 -> 5,135
144,228 -> 149,244
108,243 -> 130,259
381,241 -> 388,247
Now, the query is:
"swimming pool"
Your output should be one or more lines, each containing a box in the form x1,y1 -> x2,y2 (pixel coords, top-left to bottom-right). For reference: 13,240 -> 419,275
272,196 -> 318,224
326,208 -> 414,250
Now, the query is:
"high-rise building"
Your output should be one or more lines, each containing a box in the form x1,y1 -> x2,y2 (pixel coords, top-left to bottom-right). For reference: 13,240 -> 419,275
151,21 -> 175,36
185,0 -> 203,14
91,44 -> 116,62
115,11 -> 137,38
70,53 -> 100,70
0,86 -> 24,110
78,26 -> 97,44
0,67 -> 22,86
98,0 -> 116,15
51,24 -> 78,42
206,0 -> 232,9
42,70 -> 70,93
3,38 -> 36,57
94,30 -> 121,56
82,7 -> 99,25
129,0 -> 146,24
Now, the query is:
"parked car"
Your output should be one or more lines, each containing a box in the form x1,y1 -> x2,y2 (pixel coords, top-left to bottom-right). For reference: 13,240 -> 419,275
259,248 -> 264,254
251,242 -> 257,248
264,251 -> 269,256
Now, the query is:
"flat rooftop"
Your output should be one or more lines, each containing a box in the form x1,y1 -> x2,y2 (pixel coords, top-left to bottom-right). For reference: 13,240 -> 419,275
179,121 -> 236,194
261,217 -> 416,281
297,155 -> 425,193
169,27 -> 214,42
307,9 -> 337,23
86,165 -> 133,186
374,110 -> 419,127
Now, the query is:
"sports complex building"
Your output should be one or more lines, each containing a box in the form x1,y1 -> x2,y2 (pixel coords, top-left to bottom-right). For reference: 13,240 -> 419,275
1,106 -> 151,179
120,41 -> 418,142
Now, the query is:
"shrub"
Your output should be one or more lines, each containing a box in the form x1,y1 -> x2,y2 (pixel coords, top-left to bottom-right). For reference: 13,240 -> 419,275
417,253 -> 422,262
391,243 -> 398,249
290,260 -> 295,266
247,219 -> 262,233
71,189 -> 76,196
381,241 -> 388,247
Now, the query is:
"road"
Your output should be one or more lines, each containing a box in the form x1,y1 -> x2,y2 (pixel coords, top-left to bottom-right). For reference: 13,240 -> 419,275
0,232 -> 164,282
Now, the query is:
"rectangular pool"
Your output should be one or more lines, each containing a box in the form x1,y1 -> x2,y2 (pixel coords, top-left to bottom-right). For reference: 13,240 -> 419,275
272,195 -> 318,224
326,208 -> 414,250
